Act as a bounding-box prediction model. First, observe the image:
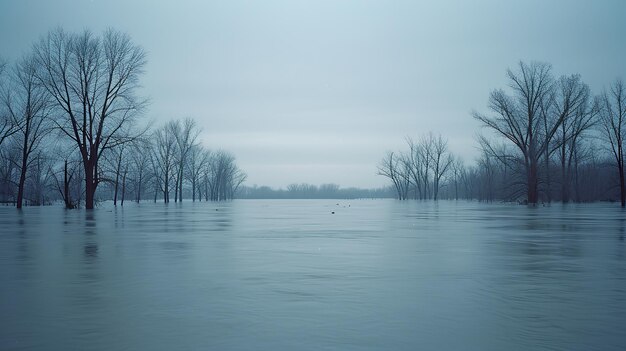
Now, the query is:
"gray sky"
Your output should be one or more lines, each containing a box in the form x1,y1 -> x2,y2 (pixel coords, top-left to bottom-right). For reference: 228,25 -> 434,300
1,0 -> 625,188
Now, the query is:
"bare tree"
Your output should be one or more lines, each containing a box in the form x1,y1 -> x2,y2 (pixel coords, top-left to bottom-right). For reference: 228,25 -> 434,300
378,152 -> 406,200
405,137 -> 425,199
451,157 -> 465,200
172,118 -> 200,202
51,157 -> 83,209
129,138 -> 152,203
599,79 -> 626,207
0,142 -> 19,203
0,59 -> 19,148
186,145 -> 209,202
1,55 -> 52,208
551,75 -> 597,203
203,150 -> 246,201
105,143 -> 128,206
27,151 -> 55,205
153,123 -> 177,203
33,28 -> 147,209
474,61 -> 559,205
430,133 -> 453,200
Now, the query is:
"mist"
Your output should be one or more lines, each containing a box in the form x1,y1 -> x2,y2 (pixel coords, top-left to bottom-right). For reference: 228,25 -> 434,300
2,0 -> 624,188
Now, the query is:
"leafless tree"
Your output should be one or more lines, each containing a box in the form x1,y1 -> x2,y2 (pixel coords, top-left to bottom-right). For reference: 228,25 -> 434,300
0,142 -> 19,203
1,55 -> 53,208
128,138 -> 152,203
599,79 -> 626,207
186,145 -> 209,202
33,28 -> 147,209
451,157 -> 465,200
51,157 -> 83,209
103,143 -> 128,206
203,151 -> 246,201
0,59 -> 20,148
171,118 -> 200,202
430,133 -> 453,200
153,123 -> 177,203
378,152 -> 406,200
381,133 -> 454,201
27,151 -> 55,205
551,75 -> 597,203
405,137 -> 425,199
417,135 -> 433,199
474,61 -> 560,205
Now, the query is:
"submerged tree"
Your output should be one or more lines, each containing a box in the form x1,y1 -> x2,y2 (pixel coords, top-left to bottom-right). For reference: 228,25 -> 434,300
153,123 -> 177,203
430,134 -> 453,200
33,28 -> 147,209
172,118 -> 200,202
378,151 -> 409,200
599,79 -> 626,207
1,55 -> 52,208
474,61 -> 560,205
552,75 -> 597,203
203,151 -> 246,201
186,145 -> 209,202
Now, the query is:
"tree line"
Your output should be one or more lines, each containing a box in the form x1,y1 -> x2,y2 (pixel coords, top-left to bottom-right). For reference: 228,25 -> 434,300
0,28 -> 245,209
239,184 -> 394,199
379,61 -> 626,207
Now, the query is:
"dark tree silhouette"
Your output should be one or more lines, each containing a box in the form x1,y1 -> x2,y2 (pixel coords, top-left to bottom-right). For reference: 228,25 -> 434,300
33,28 -> 146,209
599,79 -> 626,207
474,61 -> 560,205
552,75 -> 597,203
1,55 -> 52,208
0,59 -> 20,148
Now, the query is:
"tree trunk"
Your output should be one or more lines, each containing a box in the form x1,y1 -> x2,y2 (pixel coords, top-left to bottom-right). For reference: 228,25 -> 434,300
178,167 -> 184,202
618,159 -> 626,207
192,178 -> 196,202
527,160 -> 539,205
16,153 -> 28,209
136,173 -> 142,203
164,177 -> 169,203
113,154 -> 122,206
544,154 -> 551,203
561,156 -> 569,203
64,160 -> 71,208
173,175 -> 178,202
84,160 -> 96,210
121,167 -> 127,206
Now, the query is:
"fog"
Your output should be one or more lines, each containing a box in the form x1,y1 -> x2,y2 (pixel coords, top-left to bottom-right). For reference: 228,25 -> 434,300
1,0 -> 625,188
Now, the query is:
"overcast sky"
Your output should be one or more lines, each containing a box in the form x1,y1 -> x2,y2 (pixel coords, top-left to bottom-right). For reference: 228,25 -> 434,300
1,0 -> 625,188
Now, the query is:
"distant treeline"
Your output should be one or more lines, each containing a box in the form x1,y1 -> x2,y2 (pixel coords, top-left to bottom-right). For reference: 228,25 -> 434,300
380,61 -> 626,206
0,28 -> 244,209
238,184 -> 394,199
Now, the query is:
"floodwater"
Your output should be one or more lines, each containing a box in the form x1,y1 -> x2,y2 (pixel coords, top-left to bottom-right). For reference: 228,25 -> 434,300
1,200 -> 625,350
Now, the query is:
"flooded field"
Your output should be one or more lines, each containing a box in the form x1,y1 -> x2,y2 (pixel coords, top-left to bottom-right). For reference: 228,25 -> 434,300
1,200 -> 625,350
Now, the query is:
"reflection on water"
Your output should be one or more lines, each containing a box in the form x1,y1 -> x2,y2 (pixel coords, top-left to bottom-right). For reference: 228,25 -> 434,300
0,200 -> 625,350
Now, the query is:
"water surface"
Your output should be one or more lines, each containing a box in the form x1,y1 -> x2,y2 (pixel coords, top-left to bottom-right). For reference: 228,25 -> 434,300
1,200 -> 625,350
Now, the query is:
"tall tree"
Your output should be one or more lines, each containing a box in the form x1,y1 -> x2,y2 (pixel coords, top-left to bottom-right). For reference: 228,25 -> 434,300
599,79 -> 626,207
1,55 -> 52,208
172,118 -> 200,202
129,139 -> 152,203
378,151 -> 410,200
186,145 -> 209,202
474,61 -> 559,205
154,124 -> 177,203
430,133 -> 453,200
33,28 -> 146,209
551,75 -> 596,203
